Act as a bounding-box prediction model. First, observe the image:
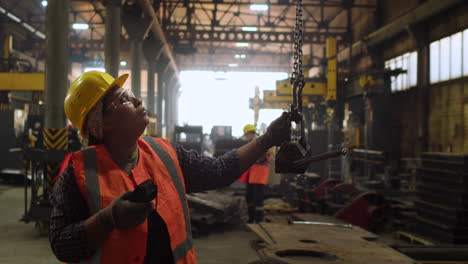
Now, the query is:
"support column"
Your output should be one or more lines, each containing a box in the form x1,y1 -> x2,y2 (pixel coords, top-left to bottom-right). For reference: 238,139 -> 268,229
44,0 -> 69,194
164,68 -> 175,139
104,1 -> 120,77
408,23 -> 429,155
173,83 -> 181,128
142,34 -> 163,117
130,40 -> 142,98
156,70 -> 165,136
165,75 -> 176,139
147,60 -> 156,115
156,55 -> 169,137
417,43 -> 429,154
122,4 -> 151,98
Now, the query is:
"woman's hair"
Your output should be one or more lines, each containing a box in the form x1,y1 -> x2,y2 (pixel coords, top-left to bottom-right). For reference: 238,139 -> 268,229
82,85 -> 120,146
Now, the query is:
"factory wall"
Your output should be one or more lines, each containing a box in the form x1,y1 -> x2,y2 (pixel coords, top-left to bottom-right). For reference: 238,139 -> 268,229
341,1 -> 468,156
428,77 -> 468,153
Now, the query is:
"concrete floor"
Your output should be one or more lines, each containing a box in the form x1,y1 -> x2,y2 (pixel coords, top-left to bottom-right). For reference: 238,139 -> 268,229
0,184 -> 260,264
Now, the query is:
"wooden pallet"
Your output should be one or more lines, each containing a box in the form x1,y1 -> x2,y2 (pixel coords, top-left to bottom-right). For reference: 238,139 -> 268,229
394,231 -> 435,246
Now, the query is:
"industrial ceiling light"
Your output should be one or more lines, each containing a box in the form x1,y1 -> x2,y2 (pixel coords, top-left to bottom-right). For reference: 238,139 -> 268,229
41,1 -> 48,7
22,22 -> 35,33
35,31 -> 46,39
236,43 -> 249,47
228,63 -> 239,67
6,12 -> 21,23
242,26 -> 258,32
250,4 -> 268,11
120,61 -> 127,66
235,54 -> 247,59
72,23 -> 89,30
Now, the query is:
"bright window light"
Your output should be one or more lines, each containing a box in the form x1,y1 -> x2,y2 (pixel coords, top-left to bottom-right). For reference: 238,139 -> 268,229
228,63 -> 239,67
178,71 -> 288,137
235,54 -> 247,59
72,23 -> 89,30
84,67 -> 105,73
250,4 -> 268,11
120,61 -> 127,66
236,42 -> 249,47
7,12 -> 21,23
242,27 -> 258,32
41,1 -> 48,7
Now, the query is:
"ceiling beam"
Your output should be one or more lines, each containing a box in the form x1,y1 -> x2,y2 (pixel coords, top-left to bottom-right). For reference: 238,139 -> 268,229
160,1 -> 375,8
168,29 -> 346,44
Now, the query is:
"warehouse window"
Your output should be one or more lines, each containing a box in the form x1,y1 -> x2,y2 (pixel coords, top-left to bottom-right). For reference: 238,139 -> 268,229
385,51 -> 417,92
430,29 -> 468,83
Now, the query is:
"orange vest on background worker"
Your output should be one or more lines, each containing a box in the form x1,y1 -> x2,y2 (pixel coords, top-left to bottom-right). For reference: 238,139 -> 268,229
238,153 -> 270,185
70,137 -> 196,264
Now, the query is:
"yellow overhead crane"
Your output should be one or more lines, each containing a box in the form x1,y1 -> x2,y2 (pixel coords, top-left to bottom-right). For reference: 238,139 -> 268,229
250,37 -> 337,125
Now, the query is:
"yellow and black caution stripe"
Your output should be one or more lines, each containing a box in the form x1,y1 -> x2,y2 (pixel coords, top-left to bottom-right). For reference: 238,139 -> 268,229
44,128 -> 68,151
43,128 -> 68,193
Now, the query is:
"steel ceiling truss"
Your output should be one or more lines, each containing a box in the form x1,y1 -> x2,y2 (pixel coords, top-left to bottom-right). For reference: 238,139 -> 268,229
168,29 -> 345,44
158,0 -> 373,44
160,1 -> 375,8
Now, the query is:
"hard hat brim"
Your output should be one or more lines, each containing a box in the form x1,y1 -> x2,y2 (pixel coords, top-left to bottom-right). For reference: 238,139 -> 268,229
111,73 -> 129,89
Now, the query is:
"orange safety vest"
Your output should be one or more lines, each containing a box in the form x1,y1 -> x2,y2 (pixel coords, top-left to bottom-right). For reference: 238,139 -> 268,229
238,153 -> 270,185
70,137 -> 196,264
246,163 -> 270,185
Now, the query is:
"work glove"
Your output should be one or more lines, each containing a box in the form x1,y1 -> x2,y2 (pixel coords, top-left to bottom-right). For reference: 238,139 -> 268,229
102,191 -> 154,230
257,112 -> 292,148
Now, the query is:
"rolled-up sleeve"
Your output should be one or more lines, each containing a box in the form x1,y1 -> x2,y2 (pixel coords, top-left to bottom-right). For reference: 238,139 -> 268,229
49,163 -> 93,262
171,142 -> 242,193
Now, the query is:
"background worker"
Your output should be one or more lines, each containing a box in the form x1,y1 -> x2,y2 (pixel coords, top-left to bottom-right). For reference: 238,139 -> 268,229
49,71 -> 291,264
238,124 -> 271,223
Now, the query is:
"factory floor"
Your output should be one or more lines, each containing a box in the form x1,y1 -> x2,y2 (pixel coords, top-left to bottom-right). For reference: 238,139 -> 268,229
0,184 -> 260,264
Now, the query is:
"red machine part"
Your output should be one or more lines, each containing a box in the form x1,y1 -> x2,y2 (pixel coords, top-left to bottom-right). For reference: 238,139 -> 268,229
334,192 -> 391,231
313,179 -> 342,198
329,183 -> 362,198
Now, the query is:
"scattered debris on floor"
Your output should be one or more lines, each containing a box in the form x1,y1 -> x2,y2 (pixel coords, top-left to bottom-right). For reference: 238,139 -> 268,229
247,213 -> 415,264
187,190 -> 244,237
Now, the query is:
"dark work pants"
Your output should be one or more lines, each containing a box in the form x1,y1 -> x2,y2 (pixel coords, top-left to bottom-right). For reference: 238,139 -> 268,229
246,183 -> 265,223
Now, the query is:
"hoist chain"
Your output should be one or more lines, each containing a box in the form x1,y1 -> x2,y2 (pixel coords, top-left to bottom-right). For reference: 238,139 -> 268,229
290,0 -> 304,88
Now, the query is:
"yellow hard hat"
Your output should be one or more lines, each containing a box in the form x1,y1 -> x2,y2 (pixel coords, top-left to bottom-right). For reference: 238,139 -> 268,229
64,71 -> 129,132
243,124 -> 256,135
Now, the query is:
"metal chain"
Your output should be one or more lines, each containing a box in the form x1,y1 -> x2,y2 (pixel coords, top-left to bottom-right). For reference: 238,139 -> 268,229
290,0 -> 304,86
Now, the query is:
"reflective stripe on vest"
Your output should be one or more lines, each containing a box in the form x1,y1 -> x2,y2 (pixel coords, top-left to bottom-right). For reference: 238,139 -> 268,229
142,137 -> 193,262
79,148 -> 102,264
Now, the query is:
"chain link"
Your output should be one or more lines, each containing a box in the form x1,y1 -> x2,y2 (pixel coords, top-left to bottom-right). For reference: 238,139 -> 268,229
290,0 -> 304,86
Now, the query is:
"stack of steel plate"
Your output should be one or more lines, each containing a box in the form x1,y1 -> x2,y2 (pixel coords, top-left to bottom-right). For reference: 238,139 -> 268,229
411,153 -> 468,243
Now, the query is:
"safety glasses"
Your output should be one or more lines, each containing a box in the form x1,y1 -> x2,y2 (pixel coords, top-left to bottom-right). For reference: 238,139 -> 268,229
104,89 -> 136,111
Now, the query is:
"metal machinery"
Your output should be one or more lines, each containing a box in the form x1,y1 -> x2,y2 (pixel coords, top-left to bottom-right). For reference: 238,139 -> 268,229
0,35 -> 65,234
0,36 -> 46,173
20,148 -> 66,235
210,126 -> 246,157
249,36 -> 342,176
260,0 -> 344,175
405,153 -> 468,244
173,125 -> 203,153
